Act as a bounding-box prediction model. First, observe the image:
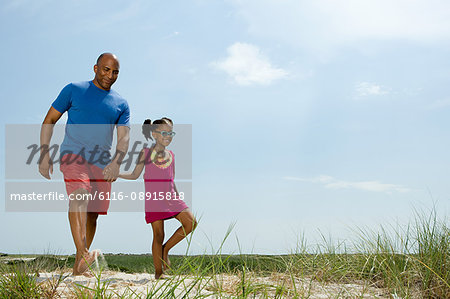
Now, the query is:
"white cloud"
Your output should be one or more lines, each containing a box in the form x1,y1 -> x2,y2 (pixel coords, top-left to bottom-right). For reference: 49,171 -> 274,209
284,175 -> 411,193
355,82 -> 389,98
2,0 -> 54,14
428,98 -> 450,109
229,0 -> 450,53
211,42 -> 288,85
163,31 -> 180,39
79,1 -> 143,30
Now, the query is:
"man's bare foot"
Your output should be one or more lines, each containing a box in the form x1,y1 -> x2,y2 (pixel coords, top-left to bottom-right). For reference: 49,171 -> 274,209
75,250 -> 98,275
155,273 -> 168,280
72,255 -> 80,275
162,245 -> 171,271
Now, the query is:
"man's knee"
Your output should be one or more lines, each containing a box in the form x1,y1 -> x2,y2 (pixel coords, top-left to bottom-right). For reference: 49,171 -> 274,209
68,198 -> 89,210
68,188 -> 91,210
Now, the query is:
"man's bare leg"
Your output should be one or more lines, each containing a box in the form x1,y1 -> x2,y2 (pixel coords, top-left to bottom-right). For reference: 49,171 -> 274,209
86,212 -> 99,249
151,220 -> 165,279
162,209 -> 197,270
68,188 -> 97,275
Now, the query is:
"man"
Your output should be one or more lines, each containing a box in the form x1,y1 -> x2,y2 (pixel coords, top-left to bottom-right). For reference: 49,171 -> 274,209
39,53 -> 130,275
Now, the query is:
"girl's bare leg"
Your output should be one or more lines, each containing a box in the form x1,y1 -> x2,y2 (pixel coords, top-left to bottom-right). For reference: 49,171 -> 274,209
151,220 -> 165,279
162,209 -> 197,270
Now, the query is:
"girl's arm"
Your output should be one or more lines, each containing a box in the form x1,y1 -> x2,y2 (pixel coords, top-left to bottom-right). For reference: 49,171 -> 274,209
174,182 -> 180,197
118,148 -> 146,180
172,151 -> 181,197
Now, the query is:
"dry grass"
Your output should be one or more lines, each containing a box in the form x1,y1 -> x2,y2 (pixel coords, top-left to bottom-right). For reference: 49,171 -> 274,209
1,208 -> 448,298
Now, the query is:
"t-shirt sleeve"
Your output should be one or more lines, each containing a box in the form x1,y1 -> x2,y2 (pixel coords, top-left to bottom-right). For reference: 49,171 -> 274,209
51,83 -> 72,113
117,101 -> 130,126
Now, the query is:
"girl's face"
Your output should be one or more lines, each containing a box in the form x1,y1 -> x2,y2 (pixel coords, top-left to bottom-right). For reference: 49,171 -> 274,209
152,123 -> 175,147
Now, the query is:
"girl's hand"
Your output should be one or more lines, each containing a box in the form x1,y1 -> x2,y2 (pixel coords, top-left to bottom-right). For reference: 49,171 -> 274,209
119,148 -> 146,180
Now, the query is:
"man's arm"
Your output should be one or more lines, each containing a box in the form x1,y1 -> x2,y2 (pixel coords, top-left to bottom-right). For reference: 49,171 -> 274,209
103,125 -> 130,182
39,107 -> 63,179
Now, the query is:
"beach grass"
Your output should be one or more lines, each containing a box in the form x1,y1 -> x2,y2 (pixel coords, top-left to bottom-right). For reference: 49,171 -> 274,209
1,208 -> 448,298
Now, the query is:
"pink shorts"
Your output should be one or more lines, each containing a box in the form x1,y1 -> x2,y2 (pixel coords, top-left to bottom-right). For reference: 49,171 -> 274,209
60,154 -> 111,215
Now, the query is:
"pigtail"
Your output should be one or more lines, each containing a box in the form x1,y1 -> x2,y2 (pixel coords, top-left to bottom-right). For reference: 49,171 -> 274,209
142,119 -> 153,141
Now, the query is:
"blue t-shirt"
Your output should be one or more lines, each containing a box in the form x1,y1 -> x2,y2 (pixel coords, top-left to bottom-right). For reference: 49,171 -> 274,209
52,81 -> 130,169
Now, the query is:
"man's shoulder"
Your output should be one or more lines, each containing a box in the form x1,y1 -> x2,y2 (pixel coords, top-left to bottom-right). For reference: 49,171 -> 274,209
68,81 -> 91,91
109,89 -> 128,105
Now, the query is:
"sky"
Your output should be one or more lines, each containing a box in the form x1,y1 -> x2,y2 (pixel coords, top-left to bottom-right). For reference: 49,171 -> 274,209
1,0 -> 449,255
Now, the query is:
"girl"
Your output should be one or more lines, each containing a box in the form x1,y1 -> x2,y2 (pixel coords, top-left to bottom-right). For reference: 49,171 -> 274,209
119,117 -> 197,279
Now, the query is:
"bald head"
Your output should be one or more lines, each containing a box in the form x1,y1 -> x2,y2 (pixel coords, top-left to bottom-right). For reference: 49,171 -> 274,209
93,53 -> 120,91
96,53 -> 119,66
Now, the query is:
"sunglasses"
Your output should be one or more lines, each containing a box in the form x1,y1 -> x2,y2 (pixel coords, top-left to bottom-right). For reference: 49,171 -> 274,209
154,130 -> 176,137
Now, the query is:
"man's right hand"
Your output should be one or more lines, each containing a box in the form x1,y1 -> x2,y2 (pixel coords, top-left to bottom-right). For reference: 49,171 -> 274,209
40,107 -> 63,179
39,154 -> 53,179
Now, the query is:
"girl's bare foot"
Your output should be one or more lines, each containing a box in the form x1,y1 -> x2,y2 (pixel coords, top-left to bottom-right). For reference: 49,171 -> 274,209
71,271 -> 94,278
162,244 -> 171,271
81,271 -> 94,278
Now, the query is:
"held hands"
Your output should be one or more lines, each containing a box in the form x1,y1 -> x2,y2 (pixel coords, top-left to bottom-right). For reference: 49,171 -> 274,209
38,154 -> 53,180
103,163 -> 120,182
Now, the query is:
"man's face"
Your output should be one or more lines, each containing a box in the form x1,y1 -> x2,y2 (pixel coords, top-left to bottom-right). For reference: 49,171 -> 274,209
93,55 -> 120,90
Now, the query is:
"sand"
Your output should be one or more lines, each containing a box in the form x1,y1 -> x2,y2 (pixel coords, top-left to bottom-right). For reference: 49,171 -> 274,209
2,255 -> 390,298
35,271 -> 389,298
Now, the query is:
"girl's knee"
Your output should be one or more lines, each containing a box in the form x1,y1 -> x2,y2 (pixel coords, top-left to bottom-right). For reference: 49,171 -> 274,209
191,218 -> 198,232
153,230 -> 164,243
183,218 -> 197,234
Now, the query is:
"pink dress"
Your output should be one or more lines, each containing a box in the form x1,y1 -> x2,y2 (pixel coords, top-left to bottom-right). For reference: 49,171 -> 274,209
143,148 -> 189,223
